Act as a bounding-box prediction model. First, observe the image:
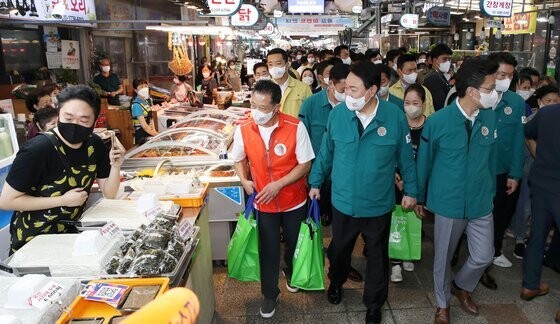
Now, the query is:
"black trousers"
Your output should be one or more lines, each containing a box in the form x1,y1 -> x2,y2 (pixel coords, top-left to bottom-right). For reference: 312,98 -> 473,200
257,204 -> 307,299
319,180 -> 333,219
493,173 -> 521,256
328,206 -> 392,310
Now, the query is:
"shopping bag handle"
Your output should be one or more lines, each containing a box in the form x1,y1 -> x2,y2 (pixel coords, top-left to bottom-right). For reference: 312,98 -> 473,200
244,192 -> 257,220
307,198 -> 320,227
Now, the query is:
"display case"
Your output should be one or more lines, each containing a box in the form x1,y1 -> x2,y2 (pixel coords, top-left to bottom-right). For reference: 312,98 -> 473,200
123,127 -> 229,168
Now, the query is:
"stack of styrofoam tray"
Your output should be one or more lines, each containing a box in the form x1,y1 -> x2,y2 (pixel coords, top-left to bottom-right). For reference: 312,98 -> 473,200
80,199 -> 174,231
7,234 -> 121,278
0,277 -> 79,323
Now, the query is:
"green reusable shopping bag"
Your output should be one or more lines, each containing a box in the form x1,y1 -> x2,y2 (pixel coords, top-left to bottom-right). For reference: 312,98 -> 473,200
291,199 -> 325,290
227,192 -> 260,282
388,205 -> 422,260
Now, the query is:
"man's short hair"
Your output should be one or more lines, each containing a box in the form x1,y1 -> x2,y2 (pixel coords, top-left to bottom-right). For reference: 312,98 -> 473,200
455,57 -> 499,98
330,64 -> 350,84
488,52 -> 518,68
253,80 -> 282,105
397,54 -> 417,70
334,45 -> 349,57
349,61 -> 380,89
429,44 -> 453,59
267,48 -> 288,63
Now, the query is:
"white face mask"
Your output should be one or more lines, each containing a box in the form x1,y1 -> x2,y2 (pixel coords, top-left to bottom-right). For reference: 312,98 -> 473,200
202,72 -> 211,78
373,60 -> 383,65
333,89 -> 346,102
345,91 -> 372,111
378,86 -> 389,97
173,78 -> 180,84
269,66 -> 286,79
101,66 -> 110,73
342,57 -> 352,65
418,58 -> 426,64
404,105 -> 423,119
296,55 -> 302,60
252,109 -> 275,126
517,90 -> 532,101
302,76 -> 314,85
403,72 -> 418,85
495,78 -> 512,92
439,61 -> 451,73
308,57 -> 315,64
477,89 -> 499,109
257,76 -> 271,81
138,87 -> 150,99
323,77 -> 330,84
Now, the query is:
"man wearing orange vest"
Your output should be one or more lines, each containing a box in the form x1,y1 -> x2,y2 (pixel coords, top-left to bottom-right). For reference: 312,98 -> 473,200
232,80 -> 315,319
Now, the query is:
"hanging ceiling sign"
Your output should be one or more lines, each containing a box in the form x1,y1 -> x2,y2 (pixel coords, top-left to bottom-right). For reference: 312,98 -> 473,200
486,20 -> 504,29
231,4 -> 259,26
258,22 -> 276,35
480,0 -> 513,18
0,0 -> 97,26
426,6 -> 450,26
200,0 -> 243,16
276,16 -> 355,36
400,14 -> 419,29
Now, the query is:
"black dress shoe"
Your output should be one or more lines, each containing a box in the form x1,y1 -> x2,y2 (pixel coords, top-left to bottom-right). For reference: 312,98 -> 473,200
365,308 -> 382,324
348,266 -> 363,282
480,271 -> 497,290
327,284 -> 342,304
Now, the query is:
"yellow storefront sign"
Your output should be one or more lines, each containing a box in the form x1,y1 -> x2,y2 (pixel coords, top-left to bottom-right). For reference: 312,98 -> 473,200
502,10 -> 537,35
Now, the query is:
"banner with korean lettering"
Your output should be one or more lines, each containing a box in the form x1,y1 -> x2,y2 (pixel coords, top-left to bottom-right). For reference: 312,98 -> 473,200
231,4 -> 259,26
426,6 -> 450,26
502,11 -> 537,35
480,0 -> 513,17
62,40 -> 80,70
276,16 -> 355,36
200,0 -> 243,16
0,0 -> 97,26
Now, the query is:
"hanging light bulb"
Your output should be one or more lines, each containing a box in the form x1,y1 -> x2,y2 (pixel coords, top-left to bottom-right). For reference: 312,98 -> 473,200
7,0 -> 17,14
549,15 -> 556,25
495,28 -> 502,39
29,0 -> 37,17
454,33 -> 460,41
198,36 -> 206,46
0,1 -> 9,14
466,29 -> 472,40
480,27 -> 486,40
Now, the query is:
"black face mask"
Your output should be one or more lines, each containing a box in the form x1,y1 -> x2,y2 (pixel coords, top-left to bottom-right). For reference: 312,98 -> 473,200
57,121 -> 93,144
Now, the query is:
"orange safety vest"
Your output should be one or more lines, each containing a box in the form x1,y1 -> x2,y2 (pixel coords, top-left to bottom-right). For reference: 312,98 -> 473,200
240,113 -> 308,213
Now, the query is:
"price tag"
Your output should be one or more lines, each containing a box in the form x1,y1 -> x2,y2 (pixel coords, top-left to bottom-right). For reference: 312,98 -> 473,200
177,220 -> 195,241
28,281 -> 64,310
145,206 -> 163,221
98,221 -> 122,240
84,283 -> 129,307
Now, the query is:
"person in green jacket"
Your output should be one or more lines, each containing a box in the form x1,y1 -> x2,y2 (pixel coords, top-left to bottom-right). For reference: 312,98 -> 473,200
377,64 -> 404,111
309,60 -> 417,324
483,52 -> 526,274
415,57 -> 499,324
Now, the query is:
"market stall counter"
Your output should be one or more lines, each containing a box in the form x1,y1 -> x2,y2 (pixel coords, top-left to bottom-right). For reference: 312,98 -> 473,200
0,199 -> 215,324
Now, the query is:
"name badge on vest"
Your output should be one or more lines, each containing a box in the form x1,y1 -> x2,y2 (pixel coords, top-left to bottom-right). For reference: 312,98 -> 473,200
481,126 -> 489,136
377,127 -> 387,137
504,107 -> 512,115
274,143 -> 287,156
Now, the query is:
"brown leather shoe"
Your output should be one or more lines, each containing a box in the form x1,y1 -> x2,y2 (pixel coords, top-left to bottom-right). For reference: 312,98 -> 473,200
451,282 -> 479,315
434,307 -> 450,324
520,283 -> 549,301
348,266 -> 363,282
480,270 -> 497,290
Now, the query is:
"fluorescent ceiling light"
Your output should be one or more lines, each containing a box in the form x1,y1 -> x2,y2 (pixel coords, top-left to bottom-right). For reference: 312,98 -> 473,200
146,25 -> 234,35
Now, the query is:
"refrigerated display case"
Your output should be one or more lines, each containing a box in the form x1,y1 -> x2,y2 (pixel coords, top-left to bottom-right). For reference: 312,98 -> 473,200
0,114 -> 19,261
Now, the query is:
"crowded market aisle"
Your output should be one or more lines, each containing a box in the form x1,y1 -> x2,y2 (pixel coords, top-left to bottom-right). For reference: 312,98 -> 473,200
212,216 -> 560,324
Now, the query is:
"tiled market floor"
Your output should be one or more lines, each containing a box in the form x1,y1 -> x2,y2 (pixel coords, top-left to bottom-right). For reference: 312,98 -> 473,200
212,215 -> 560,324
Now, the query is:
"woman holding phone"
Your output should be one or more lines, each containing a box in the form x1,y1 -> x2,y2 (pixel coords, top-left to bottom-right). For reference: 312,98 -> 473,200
0,85 -> 125,253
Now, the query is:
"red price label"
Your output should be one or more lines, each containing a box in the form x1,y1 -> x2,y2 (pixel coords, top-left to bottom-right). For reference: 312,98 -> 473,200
99,221 -> 122,240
